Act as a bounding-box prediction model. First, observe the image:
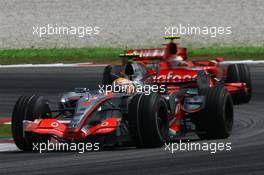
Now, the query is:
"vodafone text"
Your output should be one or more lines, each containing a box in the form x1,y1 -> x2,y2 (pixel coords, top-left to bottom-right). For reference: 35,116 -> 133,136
153,72 -> 197,83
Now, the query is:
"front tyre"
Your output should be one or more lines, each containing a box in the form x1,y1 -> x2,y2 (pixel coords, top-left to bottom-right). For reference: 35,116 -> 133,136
128,93 -> 169,148
195,86 -> 234,140
12,95 -> 51,151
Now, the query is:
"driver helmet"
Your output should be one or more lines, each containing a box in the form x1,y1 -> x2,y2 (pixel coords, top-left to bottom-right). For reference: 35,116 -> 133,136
167,56 -> 187,67
112,77 -> 135,94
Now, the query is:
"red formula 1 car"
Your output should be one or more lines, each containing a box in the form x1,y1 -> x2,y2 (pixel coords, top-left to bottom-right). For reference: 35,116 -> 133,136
103,36 -> 252,105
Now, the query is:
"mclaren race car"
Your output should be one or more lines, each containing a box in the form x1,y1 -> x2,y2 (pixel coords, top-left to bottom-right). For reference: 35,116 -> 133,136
103,36 -> 252,105
12,78 -> 233,151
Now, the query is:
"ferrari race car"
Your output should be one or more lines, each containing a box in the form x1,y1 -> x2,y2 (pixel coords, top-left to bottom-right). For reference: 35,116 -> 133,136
103,36 -> 252,105
12,83 -> 233,151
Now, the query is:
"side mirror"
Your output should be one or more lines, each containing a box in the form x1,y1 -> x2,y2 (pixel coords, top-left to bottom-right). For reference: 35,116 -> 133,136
215,57 -> 224,62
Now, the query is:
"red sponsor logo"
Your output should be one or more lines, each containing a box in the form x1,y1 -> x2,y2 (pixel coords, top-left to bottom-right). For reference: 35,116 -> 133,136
153,71 -> 197,83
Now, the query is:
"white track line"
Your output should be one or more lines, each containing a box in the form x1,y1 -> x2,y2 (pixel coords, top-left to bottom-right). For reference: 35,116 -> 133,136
1,122 -> 11,125
0,63 -> 76,68
0,63 -> 107,68
220,60 -> 264,64
0,60 -> 263,68
0,143 -> 18,152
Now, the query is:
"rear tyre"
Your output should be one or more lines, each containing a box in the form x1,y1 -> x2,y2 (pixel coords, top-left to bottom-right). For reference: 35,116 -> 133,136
128,93 -> 169,147
195,86 -> 234,140
102,65 -> 122,85
226,64 -> 252,104
12,95 -> 51,151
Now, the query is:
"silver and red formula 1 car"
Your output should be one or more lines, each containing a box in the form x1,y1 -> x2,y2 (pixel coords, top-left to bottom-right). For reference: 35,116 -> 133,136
12,67 -> 233,151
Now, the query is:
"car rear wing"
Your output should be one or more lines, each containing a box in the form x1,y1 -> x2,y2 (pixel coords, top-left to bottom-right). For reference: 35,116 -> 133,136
164,35 -> 181,40
121,35 -> 187,62
120,50 -> 165,66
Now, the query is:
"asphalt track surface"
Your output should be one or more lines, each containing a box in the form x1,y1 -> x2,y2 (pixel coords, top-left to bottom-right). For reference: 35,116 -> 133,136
0,65 -> 264,174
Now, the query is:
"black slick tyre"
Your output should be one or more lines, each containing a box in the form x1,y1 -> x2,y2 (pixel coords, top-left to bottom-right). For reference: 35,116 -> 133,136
128,93 -> 169,148
12,95 -> 51,151
195,86 -> 234,140
225,64 -> 252,104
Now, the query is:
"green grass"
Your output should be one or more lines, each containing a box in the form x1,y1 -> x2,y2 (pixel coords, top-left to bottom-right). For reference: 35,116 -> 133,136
0,48 -> 123,65
0,124 -> 11,139
0,47 -> 263,65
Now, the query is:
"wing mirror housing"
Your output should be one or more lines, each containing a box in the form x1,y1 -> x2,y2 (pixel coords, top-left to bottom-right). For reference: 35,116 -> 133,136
215,57 -> 224,62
